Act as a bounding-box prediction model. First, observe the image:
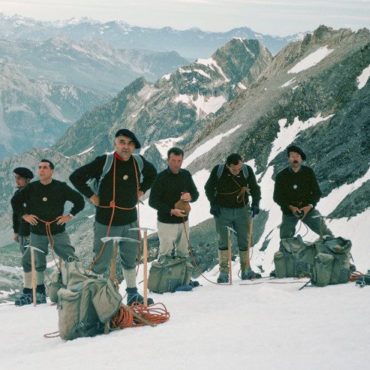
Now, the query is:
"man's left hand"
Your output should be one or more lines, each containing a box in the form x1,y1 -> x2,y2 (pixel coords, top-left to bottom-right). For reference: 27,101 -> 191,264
251,204 -> 260,218
300,205 -> 313,218
137,191 -> 144,200
57,214 -> 73,225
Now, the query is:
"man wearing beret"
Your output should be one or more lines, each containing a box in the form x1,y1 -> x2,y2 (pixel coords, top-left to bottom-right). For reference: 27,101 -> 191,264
273,145 -> 333,240
12,159 -> 85,305
12,167 -> 34,252
70,129 -> 157,305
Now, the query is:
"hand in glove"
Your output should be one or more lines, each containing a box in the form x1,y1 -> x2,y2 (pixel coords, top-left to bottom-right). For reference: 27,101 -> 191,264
210,203 -> 221,217
251,203 -> 260,218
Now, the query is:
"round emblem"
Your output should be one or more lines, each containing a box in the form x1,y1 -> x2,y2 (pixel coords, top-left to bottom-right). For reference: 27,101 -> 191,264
293,184 -> 298,190
42,197 -> 48,202
123,175 -> 129,181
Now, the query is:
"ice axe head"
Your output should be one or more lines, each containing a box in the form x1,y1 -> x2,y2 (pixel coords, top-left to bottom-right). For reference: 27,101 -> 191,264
24,245 -> 45,254
226,226 -> 237,235
129,227 -> 155,233
100,236 -> 141,244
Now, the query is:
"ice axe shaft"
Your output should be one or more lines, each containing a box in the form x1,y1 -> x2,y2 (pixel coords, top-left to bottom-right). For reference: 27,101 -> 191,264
129,227 -> 155,307
226,227 -> 236,285
100,237 -> 140,286
25,245 -> 45,307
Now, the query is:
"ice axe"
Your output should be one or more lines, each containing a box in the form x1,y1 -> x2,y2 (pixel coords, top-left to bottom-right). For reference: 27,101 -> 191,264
129,227 -> 155,307
25,245 -> 45,307
100,237 -> 140,285
226,226 -> 237,285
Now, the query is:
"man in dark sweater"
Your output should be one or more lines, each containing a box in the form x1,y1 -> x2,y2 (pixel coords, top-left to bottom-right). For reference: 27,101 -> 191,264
70,129 -> 157,305
273,145 -> 333,240
11,159 -> 84,306
205,153 -> 261,282
12,167 -> 34,252
149,147 -> 199,260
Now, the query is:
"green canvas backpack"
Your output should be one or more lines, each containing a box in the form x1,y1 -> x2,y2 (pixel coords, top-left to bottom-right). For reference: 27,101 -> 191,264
148,257 -> 193,293
274,236 -> 315,278
57,261 -> 122,340
312,237 -> 352,287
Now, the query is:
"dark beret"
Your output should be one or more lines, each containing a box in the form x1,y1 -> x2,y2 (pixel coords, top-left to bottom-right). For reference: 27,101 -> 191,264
115,129 -> 141,149
13,167 -> 34,179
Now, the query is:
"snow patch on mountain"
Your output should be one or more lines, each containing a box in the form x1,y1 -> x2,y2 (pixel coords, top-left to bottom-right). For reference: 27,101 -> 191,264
288,46 -> 334,74
154,137 -> 184,159
267,114 -> 334,165
357,64 -> 370,89
183,124 -> 241,168
195,58 -> 230,82
281,78 -> 296,88
318,167 -> 370,215
77,146 -> 94,156
161,73 -> 171,81
174,94 -> 226,118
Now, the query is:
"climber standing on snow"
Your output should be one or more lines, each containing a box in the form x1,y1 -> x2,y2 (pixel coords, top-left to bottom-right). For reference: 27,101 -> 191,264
70,129 -> 157,305
205,153 -> 261,283
273,145 -> 333,241
11,159 -> 84,306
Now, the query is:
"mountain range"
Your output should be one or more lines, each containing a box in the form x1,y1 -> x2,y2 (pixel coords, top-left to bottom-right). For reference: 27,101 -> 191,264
0,25 -> 369,298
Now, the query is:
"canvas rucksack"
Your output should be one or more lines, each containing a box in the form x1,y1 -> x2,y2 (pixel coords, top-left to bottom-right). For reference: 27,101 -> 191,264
56,261 -> 122,340
274,236 -> 316,278
87,153 -> 144,194
312,237 -> 352,287
148,257 -> 193,294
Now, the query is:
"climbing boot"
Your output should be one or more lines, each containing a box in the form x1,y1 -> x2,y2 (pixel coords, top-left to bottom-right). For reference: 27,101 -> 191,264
241,268 -> 262,280
126,287 -> 154,306
217,250 -> 229,283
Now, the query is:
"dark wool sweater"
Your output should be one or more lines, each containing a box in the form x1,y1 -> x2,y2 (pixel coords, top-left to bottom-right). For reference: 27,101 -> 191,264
205,165 -> 261,208
273,165 -> 322,214
12,188 -> 30,236
149,168 -> 199,224
11,180 -> 85,235
70,154 -> 156,226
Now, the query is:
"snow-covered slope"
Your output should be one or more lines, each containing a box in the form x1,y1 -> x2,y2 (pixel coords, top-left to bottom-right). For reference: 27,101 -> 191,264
1,268 -> 370,370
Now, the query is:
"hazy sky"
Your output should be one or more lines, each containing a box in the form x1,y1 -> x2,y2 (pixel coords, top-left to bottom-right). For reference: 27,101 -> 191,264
1,0 -> 369,36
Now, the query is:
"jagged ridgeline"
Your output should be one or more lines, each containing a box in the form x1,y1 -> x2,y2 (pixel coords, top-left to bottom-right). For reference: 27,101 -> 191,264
0,26 -> 369,297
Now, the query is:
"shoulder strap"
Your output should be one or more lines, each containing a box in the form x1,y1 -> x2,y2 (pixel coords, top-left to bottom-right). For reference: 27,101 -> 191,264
242,164 -> 249,180
132,153 -> 144,182
101,153 -> 114,180
217,164 -> 248,179
216,164 -> 225,179
97,153 -> 114,191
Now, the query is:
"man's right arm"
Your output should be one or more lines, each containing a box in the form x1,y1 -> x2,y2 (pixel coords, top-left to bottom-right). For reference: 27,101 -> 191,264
69,156 -> 106,198
11,186 -> 28,217
204,166 -> 218,204
149,175 -> 172,215
273,172 -> 289,212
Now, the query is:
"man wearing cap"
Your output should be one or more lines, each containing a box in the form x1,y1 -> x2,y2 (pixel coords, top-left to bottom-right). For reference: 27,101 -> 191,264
70,129 -> 157,305
205,153 -> 261,283
273,145 -> 333,240
11,159 -> 85,306
12,167 -> 34,251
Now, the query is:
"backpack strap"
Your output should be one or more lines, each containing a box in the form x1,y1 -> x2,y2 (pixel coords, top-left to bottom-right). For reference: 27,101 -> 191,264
241,164 -> 249,180
97,153 -> 114,193
216,164 -> 225,179
217,164 -> 249,179
132,153 -> 144,183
